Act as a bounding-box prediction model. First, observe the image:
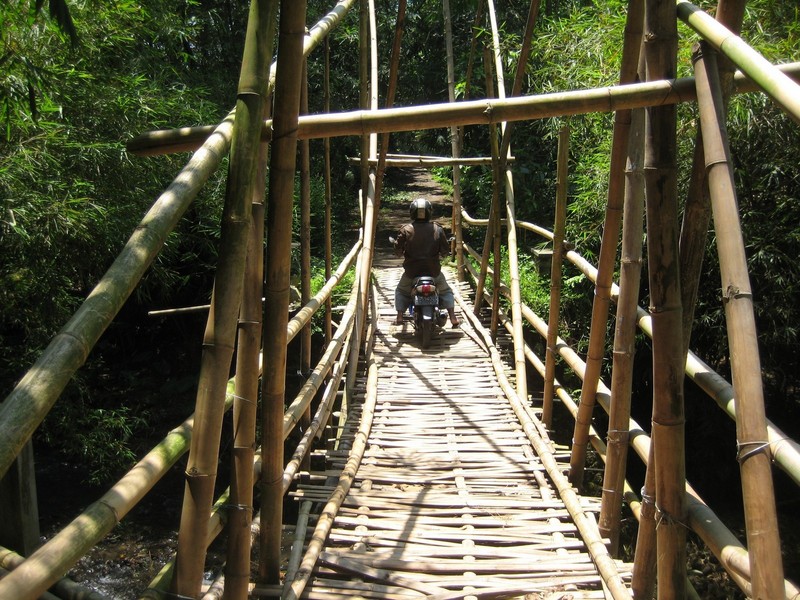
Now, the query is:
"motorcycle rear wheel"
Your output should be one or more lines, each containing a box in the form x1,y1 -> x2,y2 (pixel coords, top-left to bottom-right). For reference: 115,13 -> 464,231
420,320 -> 433,348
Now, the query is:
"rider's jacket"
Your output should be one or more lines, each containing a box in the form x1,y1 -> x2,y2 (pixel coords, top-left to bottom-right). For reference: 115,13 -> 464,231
394,220 -> 449,278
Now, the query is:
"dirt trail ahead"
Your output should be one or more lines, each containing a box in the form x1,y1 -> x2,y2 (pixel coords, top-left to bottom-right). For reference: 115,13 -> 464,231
374,167 -> 454,265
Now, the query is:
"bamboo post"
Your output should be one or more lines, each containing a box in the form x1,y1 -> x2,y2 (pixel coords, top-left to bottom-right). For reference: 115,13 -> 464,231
259,0 -> 307,583
679,0 -> 745,358
324,37 -> 333,345
541,124 -> 569,429
374,0 -> 406,212
568,0 -> 643,488
643,0 -> 686,596
299,60 -> 313,473
170,0 -> 273,594
694,41 -> 785,599
225,15 -> 276,596
598,103 -> 645,556
486,0 -> 527,401
443,0 -> 463,274
348,0 -> 378,402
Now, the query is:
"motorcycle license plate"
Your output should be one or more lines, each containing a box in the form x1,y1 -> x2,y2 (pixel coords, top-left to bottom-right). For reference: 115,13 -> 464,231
414,296 -> 438,306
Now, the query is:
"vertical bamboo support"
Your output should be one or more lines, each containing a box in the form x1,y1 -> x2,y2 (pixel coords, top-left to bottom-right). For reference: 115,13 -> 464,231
299,60 -> 313,472
568,0 -> 643,488
598,105 -> 645,556
374,0 -> 406,211
259,0 -> 307,583
694,42 -> 784,599
443,0 -> 463,270
225,7 -> 277,594
541,124 -> 569,429
324,38 -> 333,345
679,0 -> 746,357
643,0 -> 686,596
486,0 -> 527,401
171,2 -> 275,596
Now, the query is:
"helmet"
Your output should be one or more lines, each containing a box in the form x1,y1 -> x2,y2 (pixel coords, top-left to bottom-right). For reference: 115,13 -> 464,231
409,198 -> 432,221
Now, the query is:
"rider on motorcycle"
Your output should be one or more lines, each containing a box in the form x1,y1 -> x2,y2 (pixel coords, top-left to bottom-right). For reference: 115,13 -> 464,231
393,198 -> 459,327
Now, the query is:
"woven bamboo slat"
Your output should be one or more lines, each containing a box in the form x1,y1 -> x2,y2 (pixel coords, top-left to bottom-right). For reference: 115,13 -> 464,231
273,264 -> 633,599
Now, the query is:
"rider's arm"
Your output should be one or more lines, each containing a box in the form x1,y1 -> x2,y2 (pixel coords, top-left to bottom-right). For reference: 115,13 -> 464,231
437,224 -> 449,258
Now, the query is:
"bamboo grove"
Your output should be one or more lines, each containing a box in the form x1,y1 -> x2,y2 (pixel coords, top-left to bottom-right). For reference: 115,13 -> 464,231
1,0 -> 799,598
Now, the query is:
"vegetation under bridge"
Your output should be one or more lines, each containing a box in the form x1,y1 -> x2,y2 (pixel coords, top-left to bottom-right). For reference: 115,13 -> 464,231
1,0 -> 799,599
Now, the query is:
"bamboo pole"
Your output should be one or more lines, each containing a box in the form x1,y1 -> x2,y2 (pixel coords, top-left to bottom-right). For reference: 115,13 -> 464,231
259,0 -> 307,583
126,63 -> 800,157
284,327 -> 379,600
170,0 -> 273,593
324,37 -> 333,345
599,104 -> 645,556
694,41 -> 785,599
679,0 -> 745,360
299,60 -> 313,473
348,0 -> 378,403
568,0 -> 643,488
643,1 -> 686,596
486,0 -> 527,401
676,0 -> 800,125
541,124 -> 569,429
224,6 -> 277,597
442,0 -> 463,278
373,0 -> 406,213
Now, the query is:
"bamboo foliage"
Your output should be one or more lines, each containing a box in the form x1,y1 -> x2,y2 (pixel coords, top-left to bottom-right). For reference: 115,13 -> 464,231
260,0 -> 308,583
694,41 -> 784,599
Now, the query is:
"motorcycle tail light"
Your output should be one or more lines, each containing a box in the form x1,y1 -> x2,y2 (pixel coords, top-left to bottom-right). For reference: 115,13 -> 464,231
417,283 -> 435,295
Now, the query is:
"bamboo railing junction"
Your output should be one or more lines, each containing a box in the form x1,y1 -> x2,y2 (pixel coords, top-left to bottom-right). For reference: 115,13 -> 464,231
1,0 -> 799,598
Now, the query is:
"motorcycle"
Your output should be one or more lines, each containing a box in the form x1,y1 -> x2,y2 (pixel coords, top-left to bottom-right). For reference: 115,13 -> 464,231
390,236 -> 449,348
409,275 -> 448,348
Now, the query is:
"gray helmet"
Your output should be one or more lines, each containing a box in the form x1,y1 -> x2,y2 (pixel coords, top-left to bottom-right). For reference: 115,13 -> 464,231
409,198 -> 432,221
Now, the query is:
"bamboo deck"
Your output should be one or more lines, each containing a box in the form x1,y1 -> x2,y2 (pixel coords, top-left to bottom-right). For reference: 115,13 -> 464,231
281,264 -> 633,599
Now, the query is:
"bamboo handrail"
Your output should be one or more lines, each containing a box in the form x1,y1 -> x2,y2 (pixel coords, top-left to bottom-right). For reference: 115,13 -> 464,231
283,323 -> 379,600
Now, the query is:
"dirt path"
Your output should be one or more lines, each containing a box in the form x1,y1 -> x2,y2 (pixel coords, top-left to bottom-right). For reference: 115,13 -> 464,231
374,167 -> 454,264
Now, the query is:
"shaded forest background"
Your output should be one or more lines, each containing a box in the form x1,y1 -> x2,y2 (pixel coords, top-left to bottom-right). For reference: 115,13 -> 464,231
1,0 -> 798,551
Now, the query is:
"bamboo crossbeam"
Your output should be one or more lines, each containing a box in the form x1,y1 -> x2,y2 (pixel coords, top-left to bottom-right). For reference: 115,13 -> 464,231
346,155 -> 510,166
126,64 -> 800,156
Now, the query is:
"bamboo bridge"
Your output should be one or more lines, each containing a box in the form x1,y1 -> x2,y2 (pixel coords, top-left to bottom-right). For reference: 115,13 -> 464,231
2,0 -> 800,599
